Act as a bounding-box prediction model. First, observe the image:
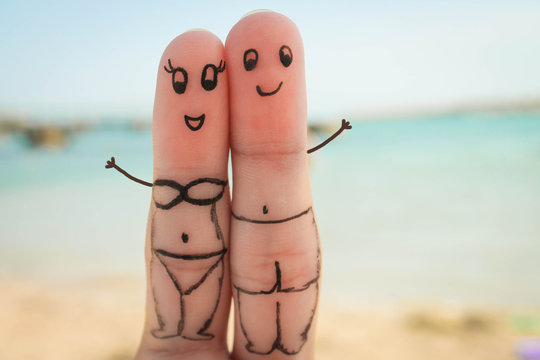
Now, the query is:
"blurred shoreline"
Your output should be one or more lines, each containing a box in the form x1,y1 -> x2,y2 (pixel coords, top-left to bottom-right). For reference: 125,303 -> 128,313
2,97 -> 540,149
1,111 -> 539,307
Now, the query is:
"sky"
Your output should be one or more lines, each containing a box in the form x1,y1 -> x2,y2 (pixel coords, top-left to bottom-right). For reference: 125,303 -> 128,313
0,0 -> 539,122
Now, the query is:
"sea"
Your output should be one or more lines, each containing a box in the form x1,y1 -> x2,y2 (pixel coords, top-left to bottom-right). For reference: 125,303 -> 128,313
1,112 -> 539,306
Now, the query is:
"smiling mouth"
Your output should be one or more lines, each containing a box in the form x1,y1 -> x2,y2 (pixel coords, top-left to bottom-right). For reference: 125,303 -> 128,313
256,81 -> 283,97
184,114 -> 205,131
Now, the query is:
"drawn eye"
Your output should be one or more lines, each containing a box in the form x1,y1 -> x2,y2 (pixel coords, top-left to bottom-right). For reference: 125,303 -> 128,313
201,60 -> 225,91
279,45 -> 292,67
243,49 -> 258,71
164,59 -> 188,95
201,64 -> 218,91
172,68 -> 188,94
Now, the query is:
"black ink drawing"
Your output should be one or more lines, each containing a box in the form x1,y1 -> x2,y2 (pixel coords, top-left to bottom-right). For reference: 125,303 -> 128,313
106,158 -> 227,340
184,114 -> 206,131
105,157 -> 153,187
164,58 -> 225,131
232,207 -> 320,355
278,45 -> 292,67
243,48 -> 258,71
256,81 -> 283,97
233,43 -> 351,354
307,119 -> 352,154
242,47 -> 284,96
248,44 -> 291,96
241,44 -> 351,147
201,60 -> 226,91
164,59 -> 188,95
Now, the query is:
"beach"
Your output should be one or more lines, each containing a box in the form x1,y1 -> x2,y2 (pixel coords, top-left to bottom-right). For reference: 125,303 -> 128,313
1,274 -> 538,359
2,0 -> 540,356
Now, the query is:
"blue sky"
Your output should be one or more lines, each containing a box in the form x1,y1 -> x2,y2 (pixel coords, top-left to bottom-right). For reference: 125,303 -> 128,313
0,0 -> 539,121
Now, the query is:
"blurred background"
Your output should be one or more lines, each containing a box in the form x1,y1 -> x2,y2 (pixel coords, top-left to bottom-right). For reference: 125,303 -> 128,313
1,1 -> 539,359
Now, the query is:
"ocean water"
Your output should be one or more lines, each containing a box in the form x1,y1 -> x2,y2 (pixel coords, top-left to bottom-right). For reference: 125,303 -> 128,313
1,113 -> 539,306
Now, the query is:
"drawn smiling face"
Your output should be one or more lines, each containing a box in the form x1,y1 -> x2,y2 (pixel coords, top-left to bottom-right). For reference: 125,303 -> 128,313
164,58 -> 226,131
153,30 -> 229,170
226,11 -> 307,154
242,45 -> 292,97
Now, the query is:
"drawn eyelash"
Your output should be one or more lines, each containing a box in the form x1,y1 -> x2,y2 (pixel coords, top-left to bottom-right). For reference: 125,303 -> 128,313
164,58 -> 175,73
164,58 -> 188,95
217,60 -> 225,73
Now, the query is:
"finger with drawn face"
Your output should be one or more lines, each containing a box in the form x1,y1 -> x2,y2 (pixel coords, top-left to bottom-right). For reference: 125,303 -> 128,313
226,11 -> 320,359
135,30 -> 231,360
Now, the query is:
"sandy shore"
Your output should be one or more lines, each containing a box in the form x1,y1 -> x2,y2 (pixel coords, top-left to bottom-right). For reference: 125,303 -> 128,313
0,275 -> 538,360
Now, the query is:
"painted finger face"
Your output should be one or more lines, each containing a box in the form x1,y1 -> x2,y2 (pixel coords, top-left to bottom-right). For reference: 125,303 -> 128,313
163,58 -> 226,131
226,11 -> 307,154
243,45 -> 292,96
153,30 -> 229,170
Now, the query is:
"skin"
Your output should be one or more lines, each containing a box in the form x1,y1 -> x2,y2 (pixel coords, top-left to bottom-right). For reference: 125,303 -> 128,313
135,30 -> 231,360
133,10 -> 327,360
226,11 -> 319,360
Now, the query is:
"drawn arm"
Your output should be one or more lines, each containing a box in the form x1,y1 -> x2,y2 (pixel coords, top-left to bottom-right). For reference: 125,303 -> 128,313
307,119 -> 352,154
105,156 -> 153,187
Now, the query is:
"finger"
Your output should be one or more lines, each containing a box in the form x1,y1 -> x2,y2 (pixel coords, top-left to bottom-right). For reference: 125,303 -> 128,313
136,30 -> 231,360
226,11 -> 319,359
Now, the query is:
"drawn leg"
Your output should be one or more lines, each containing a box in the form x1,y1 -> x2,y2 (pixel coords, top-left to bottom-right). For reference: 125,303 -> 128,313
135,29 -> 231,360
236,290 -> 279,354
149,255 -> 183,338
278,284 -> 319,354
227,11 -> 322,359
181,260 -> 225,340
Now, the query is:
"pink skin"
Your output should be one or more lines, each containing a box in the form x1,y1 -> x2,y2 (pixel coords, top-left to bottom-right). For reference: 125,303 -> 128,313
141,30 -> 231,347
132,11 -> 330,359
227,11 -> 320,358
227,11 -> 312,223
227,12 -> 307,156
153,32 -> 229,173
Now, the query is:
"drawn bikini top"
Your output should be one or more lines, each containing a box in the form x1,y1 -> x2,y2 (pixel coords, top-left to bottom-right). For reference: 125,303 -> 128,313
152,178 -> 227,210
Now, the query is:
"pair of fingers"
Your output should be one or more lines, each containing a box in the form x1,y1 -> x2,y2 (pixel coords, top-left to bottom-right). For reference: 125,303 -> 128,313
114,11 -> 345,360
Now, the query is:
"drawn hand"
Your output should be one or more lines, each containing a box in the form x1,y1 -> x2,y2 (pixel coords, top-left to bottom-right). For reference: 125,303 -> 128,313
135,11 -> 321,360
341,118 -> 352,130
105,156 -> 115,169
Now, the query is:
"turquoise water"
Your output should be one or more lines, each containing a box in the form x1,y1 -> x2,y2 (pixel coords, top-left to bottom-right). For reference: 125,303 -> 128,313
1,113 -> 539,305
